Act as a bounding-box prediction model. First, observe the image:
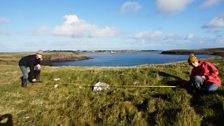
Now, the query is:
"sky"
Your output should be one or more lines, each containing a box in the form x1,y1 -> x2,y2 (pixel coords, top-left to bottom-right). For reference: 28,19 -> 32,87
0,0 -> 224,52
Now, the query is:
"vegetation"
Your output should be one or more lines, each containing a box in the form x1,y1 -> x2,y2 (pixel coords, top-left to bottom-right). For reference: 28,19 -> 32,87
0,52 -> 223,126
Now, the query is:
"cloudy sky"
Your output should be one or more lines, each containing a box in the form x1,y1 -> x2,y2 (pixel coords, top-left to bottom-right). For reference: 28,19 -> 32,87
0,0 -> 224,52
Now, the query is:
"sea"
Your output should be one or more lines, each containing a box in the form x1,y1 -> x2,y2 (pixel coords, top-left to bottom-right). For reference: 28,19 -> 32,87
49,53 -> 213,67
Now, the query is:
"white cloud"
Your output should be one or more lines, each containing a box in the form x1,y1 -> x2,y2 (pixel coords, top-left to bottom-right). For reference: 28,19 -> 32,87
216,34 -> 224,43
90,27 -> 119,38
133,31 -> 163,43
185,33 -> 195,40
132,31 -> 207,49
52,15 -> 119,38
163,33 -> 182,42
155,0 -> 194,14
32,25 -> 50,35
133,31 -> 204,45
119,1 -> 142,14
199,0 -> 221,9
203,15 -> 224,28
133,31 -> 193,44
64,15 -> 80,24
0,30 -> 9,35
0,18 -> 8,24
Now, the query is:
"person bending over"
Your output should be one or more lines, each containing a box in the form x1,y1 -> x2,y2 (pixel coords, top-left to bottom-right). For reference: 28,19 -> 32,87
19,51 -> 43,87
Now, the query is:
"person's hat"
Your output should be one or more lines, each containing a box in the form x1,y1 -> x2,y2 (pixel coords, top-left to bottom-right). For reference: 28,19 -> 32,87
188,54 -> 198,63
36,50 -> 43,55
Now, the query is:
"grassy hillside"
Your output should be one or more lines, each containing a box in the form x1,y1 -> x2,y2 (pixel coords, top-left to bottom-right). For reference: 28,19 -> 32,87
0,53 -> 223,126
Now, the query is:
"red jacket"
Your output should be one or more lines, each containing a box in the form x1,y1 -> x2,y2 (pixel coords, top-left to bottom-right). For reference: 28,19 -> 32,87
190,60 -> 221,87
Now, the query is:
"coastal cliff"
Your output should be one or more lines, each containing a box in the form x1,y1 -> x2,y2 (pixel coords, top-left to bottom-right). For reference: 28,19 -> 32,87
42,52 -> 91,65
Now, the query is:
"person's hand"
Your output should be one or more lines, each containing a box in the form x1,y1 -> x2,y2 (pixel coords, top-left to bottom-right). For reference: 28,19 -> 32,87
202,76 -> 207,81
34,64 -> 41,70
32,79 -> 37,82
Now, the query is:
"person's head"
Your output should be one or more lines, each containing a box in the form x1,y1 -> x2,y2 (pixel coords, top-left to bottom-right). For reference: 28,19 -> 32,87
36,50 -> 43,61
188,54 -> 199,67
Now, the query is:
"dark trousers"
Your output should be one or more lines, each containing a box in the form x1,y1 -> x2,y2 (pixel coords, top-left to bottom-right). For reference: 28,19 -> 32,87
190,75 -> 218,94
19,66 -> 28,79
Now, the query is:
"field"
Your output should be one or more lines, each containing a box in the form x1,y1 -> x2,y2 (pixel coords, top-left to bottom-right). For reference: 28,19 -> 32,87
0,53 -> 223,126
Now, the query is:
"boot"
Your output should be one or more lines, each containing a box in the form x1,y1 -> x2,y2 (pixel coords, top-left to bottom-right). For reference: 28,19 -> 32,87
21,77 -> 27,87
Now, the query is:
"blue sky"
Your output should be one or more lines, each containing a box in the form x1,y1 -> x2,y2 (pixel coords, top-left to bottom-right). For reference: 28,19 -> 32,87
0,0 -> 224,52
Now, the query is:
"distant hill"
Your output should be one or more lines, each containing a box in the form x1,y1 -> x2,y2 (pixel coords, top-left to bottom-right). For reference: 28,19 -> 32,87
161,48 -> 224,55
42,52 -> 91,65
46,50 -> 161,54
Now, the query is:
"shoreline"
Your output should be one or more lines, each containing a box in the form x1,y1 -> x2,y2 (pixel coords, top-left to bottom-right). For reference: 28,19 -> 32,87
47,53 -> 216,67
1,48 -> 223,66
161,48 -> 224,55
45,48 -> 224,61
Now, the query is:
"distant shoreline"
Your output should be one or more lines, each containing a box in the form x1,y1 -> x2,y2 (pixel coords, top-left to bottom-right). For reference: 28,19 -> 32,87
1,48 -> 222,65
43,48 -> 224,65
42,50 -> 162,65
161,48 -> 224,55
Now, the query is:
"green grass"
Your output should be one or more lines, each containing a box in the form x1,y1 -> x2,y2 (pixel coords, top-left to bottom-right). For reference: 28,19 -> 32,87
0,53 -> 223,126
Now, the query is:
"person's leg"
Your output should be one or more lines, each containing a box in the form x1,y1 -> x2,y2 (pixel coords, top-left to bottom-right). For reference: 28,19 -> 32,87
192,76 -> 203,89
203,83 -> 218,94
189,75 -> 204,95
35,70 -> 41,81
28,72 -> 33,82
19,66 -> 28,87
20,66 -> 28,79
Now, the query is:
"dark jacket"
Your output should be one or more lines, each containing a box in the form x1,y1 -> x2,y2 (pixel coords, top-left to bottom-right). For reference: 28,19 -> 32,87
19,55 -> 41,78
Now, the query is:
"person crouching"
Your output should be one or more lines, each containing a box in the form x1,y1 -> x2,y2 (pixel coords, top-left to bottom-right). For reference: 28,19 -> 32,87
187,54 -> 221,95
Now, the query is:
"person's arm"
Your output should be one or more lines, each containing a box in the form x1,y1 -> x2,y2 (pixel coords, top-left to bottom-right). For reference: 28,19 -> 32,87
34,64 -> 41,71
206,62 -> 219,80
189,69 -> 195,83
28,56 -> 36,80
29,62 -> 35,79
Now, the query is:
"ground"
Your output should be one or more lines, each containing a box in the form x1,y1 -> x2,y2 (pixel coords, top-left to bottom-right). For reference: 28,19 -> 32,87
0,53 -> 223,126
